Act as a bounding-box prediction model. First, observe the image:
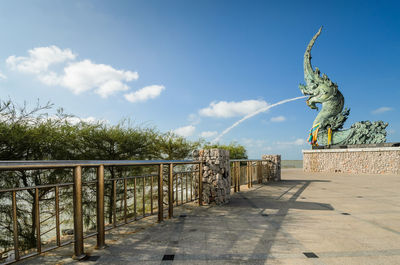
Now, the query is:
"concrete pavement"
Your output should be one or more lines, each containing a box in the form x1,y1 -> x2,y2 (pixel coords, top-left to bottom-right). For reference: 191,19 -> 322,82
19,169 -> 400,264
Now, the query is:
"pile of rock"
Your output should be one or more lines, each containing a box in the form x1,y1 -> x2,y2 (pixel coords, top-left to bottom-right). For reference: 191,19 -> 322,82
261,154 -> 281,182
192,149 -> 231,205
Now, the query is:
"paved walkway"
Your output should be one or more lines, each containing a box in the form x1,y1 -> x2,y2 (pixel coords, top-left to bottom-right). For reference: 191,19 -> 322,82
20,169 -> 400,264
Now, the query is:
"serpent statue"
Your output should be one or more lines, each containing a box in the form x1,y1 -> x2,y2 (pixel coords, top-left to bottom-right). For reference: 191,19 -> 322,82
299,27 -> 388,146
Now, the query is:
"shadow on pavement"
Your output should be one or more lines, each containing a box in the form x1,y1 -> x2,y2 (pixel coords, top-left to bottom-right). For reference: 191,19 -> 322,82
227,179 -> 334,264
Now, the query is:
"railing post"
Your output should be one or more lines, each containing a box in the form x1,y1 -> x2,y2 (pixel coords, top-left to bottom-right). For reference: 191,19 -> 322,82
247,162 -> 250,188
133,177 -> 137,219
250,162 -> 253,188
35,188 -> 41,253
198,162 -> 203,206
72,165 -> 86,260
257,161 -> 262,184
158,164 -> 164,222
12,191 -> 20,261
124,178 -> 128,222
112,178 -> 117,227
151,175 -> 154,215
96,165 -> 107,249
55,186 -> 61,247
233,162 -> 237,193
185,173 -> 188,202
142,177 -> 146,217
168,163 -> 174,218
237,161 -> 240,192
175,173 -> 179,206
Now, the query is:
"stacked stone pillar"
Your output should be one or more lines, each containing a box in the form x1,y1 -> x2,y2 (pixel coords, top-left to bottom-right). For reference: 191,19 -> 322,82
192,149 -> 231,205
261,154 -> 281,182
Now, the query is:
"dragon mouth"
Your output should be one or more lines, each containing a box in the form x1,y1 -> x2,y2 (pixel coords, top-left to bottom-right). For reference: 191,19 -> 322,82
299,85 -> 314,96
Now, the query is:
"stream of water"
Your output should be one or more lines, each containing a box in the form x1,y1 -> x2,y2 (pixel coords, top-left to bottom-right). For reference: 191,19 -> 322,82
212,95 -> 307,143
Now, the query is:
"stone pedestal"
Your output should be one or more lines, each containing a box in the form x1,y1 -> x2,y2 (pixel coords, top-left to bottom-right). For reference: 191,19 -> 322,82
261,155 -> 281,182
303,147 -> 400,174
192,149 -> 231,205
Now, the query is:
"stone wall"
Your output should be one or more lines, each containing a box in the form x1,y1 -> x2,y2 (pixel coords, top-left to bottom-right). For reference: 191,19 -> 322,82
192,149 -> 231,205
303,147 -> 400,174
261,155 -> 281,182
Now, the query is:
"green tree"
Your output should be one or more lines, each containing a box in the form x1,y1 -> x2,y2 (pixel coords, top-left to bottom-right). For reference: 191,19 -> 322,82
203,142 -> 248,159
0,99 -> 202,256
156,132 -> 201,160
75,122 -> 160,224
0,101 -> 79,252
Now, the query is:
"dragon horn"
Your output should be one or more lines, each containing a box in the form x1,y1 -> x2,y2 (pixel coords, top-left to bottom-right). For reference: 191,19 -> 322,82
304,26 -> 323,83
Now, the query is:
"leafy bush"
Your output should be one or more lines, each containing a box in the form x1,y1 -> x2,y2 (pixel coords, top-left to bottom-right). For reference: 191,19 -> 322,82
0,99 -> 202,255
203,142 -> 248,159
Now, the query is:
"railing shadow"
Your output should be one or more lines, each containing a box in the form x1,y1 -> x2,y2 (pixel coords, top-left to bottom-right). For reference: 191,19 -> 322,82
224,179 -> 333,263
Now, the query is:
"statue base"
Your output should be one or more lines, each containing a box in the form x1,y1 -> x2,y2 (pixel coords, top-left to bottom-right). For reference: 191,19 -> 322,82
314,121 -> 388,146
303,144 -> 400,174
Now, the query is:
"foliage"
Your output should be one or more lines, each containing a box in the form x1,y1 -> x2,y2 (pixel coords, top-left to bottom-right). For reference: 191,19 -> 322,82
157,132 -> 201,160
203,142 -> 248,159
0,99 -> 201,257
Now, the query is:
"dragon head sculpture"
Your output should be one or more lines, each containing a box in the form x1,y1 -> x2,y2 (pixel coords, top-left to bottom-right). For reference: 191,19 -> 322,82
299,26 -> 344,129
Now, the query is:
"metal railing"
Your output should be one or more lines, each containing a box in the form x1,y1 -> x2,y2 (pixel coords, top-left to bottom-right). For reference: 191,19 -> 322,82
230,160 -> 271,192
0,160 -> 203,264
0,158 -> 274,264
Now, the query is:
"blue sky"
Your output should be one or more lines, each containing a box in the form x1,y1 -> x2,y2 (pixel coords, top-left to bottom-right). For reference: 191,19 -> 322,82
0,0 -> 399,159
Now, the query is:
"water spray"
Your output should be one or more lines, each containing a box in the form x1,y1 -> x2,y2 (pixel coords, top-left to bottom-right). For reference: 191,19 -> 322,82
212,96 -> 307,143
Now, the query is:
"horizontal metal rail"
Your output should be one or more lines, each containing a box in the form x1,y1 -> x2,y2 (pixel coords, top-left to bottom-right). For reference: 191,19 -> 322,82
0,160 -> 196,170
230,159 -> 265,162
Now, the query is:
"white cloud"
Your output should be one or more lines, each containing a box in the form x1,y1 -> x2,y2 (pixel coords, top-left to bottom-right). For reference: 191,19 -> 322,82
37,71 -> 61,86
0,71 -> 6,80
241,138 -> 268,147
6,46 -> 141,99
47,115 -> 106,125
239,138 -> 272,158
199,99 -> 268,118
66,116 -> 98,124
173,125 -> 195,137
188,113 -> 201,125
60,60 -> 138,97
6,46 -> 76,74
270,115 -> 286,122
124,85 -> 165,103
276,138 -> 306,146
200,131 -> 218,138
293,138 -> 306,145
371,107 -> 393,114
